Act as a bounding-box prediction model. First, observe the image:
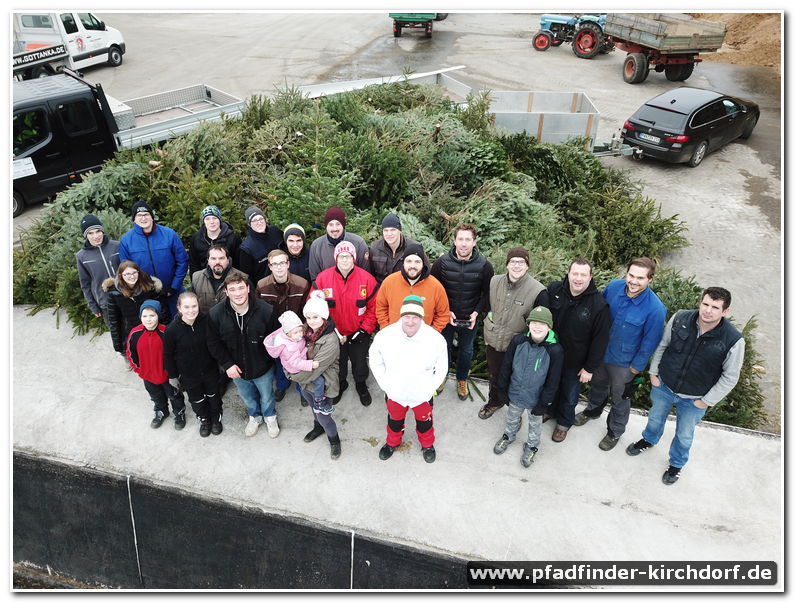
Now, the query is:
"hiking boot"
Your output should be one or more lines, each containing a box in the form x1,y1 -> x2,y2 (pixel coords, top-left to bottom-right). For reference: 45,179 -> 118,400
457,380 -> 469,400
211,420 -> 223,435
244,416 -> 261,437
478,404 -> 499,420
328,435 -> 342,460
300,396 -> 309,407
355,381 -> 372,406
174,411 -> 186,431
662,465 -> 681,485
150,410 -> 169,429
520,445 -> 538,468
552,427 -> 568,443
626,438 -> 654,456
304,422 -> 325,443
493,434 -> 511,455
574,411 -> 598,427
274,388 -> 286,402
422,446 -> 436,464
598,433 -> 620,451
265,415 -> 280,438
199,419 -> 212,438
379,444 -> 395,461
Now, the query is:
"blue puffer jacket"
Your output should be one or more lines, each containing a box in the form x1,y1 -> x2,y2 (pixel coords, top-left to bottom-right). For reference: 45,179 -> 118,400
497,330 -> 564,410
119,223 -> 189,292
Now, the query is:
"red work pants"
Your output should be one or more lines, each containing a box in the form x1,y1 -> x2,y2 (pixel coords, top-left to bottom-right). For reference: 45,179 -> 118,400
386,398 -> 435,448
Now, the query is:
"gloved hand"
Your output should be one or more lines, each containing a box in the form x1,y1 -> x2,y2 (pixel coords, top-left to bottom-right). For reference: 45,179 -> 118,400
622,375 -> 644,400
531,404 -> 549,417
169,377 -> 180,390
164,287 -> 178,297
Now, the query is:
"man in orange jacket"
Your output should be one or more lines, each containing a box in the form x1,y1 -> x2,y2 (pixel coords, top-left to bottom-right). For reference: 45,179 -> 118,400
376,242 -> 450,333
311,241 -> 378,406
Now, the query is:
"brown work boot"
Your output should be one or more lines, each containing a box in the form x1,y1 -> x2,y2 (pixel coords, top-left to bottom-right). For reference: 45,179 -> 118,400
478,404 -> 499,420
457,380 -> 469,400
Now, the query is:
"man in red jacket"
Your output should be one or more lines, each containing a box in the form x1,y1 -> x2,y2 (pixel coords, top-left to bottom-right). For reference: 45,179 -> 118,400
311,241 -> 378,406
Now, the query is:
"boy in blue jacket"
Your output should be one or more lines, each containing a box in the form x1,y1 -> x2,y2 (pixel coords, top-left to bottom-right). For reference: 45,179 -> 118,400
493,306 -> 563,467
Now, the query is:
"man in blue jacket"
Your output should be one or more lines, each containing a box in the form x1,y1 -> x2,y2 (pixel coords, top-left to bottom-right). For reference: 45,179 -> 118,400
573,257 -> 666,451
119,200 -> 189,320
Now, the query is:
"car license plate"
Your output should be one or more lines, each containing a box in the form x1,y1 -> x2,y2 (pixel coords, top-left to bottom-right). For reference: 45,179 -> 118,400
638,132 -> 661,144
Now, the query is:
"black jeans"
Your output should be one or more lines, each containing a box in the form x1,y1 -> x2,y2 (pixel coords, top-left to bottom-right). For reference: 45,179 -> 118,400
183,369 -> 221,422
143,380 -> 185,415
339,333 -> 371,384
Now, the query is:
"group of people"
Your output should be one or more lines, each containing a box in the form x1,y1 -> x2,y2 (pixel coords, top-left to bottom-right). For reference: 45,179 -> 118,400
76,201 -> 745,484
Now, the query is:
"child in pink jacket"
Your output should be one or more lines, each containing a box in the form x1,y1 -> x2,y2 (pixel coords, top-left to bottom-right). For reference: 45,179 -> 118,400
265,310 -> 324,401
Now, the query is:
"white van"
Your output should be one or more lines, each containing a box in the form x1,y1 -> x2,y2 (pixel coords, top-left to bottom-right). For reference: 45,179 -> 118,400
13,12 -> 126,79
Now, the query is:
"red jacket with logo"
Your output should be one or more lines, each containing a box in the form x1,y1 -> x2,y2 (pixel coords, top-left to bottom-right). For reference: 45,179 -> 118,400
126,323 -> 168,384
311,266 -> 378,336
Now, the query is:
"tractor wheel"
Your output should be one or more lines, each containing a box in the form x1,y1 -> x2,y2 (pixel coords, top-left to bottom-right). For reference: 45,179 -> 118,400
623,53 -> 650,84
532,31 -> 553,51
551,38 -> 564,47
572,22 -> 603,59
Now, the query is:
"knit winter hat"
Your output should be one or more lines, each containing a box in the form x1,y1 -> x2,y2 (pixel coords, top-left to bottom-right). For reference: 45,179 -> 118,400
80,214 -> 103,237
139,299 -> 162,319
131,200 -> 154,219
278,310 -> 303,333
244,205 -> 265,225
400,295 -> 425,318
324,206 -> 347,227
334,240 -> 357,262
201,205 -> 222,223
403,241 -> 425,262
381,212 -> 402,231
303,290 -> 330,320
283,223 -> 306,243
527,305 -> 553,328
506,246 -> 530,265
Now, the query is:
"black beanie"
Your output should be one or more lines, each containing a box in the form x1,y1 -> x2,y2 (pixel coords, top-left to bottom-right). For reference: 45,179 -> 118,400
131,200 -> 154,220
381,212 -> 402,231
403,241 -> 425,261
80,214 -> 103,237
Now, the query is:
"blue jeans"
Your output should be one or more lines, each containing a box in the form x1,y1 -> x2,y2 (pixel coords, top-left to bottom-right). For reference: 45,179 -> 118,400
273,358 -> 291,392
442,322 -> 478,381
553,369 -> 583,429
233,368 -> 276,420
642,381 -> 707,468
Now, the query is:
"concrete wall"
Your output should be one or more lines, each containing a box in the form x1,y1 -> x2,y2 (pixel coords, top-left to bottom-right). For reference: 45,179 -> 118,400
13,451 -> 469,589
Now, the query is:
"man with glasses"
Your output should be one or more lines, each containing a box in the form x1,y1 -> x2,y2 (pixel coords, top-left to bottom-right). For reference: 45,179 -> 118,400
256,249 -> 311,401
119,200 -> 189,320
479,247 -> 548,419
238,205 -> 283,283
206,272 -> 280,438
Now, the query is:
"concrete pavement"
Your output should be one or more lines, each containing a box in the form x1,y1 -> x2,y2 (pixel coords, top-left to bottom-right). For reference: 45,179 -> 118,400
12,306 -> 782,589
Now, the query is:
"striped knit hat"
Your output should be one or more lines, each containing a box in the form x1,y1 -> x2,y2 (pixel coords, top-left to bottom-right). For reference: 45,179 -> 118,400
400,295 -> 425,318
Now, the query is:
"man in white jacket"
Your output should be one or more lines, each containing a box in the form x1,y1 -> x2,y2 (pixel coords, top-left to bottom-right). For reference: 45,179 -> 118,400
369,295 -> 448,463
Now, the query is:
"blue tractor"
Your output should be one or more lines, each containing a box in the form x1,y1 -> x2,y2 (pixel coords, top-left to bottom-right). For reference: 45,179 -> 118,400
532,13 -> 614,58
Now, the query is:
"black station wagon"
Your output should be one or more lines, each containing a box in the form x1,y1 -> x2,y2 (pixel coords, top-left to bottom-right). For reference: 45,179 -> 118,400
622,87 -> 760,167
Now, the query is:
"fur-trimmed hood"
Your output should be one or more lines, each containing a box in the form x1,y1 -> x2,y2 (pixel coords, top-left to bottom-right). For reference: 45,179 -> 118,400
102,275 -> 163,294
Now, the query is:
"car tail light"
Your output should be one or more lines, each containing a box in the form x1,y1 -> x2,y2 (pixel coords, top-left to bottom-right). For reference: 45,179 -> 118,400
665,134 -> 689,143
623,120 -> 636,131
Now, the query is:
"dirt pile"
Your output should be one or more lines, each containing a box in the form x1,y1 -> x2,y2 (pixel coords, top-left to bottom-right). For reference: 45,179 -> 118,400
688,12 -> 781,74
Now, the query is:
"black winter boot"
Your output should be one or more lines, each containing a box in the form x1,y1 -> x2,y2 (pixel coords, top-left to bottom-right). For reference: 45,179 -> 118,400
328,434 -> 341,460
304,421 -> 325,443
355,381 -> 372,406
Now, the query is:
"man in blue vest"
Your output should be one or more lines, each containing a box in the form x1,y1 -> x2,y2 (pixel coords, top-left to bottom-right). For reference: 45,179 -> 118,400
626,287 -> 745,485
573,257 -> 666,450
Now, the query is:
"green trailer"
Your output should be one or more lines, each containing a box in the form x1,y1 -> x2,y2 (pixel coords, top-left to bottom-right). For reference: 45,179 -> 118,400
389,13 -> 437,37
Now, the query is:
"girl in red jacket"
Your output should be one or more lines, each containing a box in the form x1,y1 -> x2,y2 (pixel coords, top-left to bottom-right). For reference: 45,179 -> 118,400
126,299 -> 186,429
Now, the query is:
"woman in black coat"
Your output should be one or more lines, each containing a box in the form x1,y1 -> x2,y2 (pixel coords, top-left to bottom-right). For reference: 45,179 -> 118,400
103,260 -> 165,354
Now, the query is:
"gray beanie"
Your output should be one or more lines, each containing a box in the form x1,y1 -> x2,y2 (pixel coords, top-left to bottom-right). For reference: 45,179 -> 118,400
382,212 -> 402,231
244,205 -> 265,225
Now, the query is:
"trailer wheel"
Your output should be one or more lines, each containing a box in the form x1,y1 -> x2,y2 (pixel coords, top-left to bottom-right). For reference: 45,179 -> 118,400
107,46 -> 123,67
393,23 -> 402,37
572,22 -> 603,59
13,190 -> 24,218
677,63 -> 694,81
425,23 -> 432,37
623,53 -> 649,84
688,141 -> 708,167
532,31 -> 553,51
